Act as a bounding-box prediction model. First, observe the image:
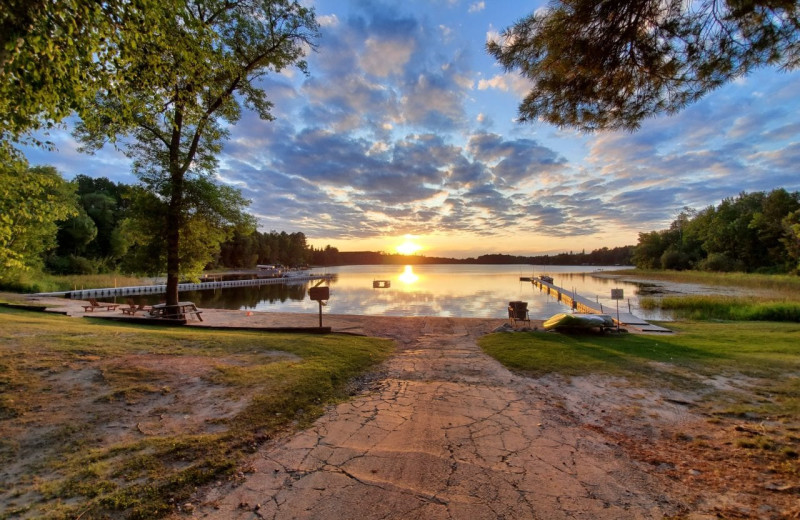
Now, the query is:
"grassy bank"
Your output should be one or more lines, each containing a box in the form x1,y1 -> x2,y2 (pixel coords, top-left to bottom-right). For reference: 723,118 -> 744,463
609,268 -> 800,298
640,294 -> 800,321
606,269 -> 800,321
0,307 -> 393,519
479,321 -> 800,415
480,321 -> 800,513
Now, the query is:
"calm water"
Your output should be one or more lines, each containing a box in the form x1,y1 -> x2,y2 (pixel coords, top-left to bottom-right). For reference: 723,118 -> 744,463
164,264 -> 665,320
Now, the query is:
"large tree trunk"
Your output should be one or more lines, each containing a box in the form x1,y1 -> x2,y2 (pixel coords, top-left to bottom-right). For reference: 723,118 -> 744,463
165,168 -> 184,307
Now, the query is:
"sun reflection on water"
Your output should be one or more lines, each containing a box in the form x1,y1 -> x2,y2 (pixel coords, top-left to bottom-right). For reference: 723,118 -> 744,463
397,265 -> 419,285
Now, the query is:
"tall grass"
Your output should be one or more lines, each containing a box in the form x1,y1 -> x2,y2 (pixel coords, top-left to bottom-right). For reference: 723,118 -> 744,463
0,272 -> 150,294
610,269 -> 800,299
639,295 -> 800,321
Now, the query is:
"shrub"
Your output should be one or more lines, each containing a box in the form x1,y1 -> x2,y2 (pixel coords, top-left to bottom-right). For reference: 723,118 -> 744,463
660,248 -> 690,270
698,253 -> 743,272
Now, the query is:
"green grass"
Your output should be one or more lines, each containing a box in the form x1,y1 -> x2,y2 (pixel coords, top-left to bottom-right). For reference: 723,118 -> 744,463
0,271 -> 150,294
639,295 -> 800,321
0,307 -> 393,519
479,321 -> 800,416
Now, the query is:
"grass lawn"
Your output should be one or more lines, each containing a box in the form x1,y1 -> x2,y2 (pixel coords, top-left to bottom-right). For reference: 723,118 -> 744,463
479,321 -> 800,418
0,307 -> 393,519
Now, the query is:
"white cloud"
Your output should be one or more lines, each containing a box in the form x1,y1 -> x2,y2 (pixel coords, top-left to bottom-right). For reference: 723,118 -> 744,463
477,73 -> 531,97
468,2 -> 485,13
359,37 -> 415,78
317,14 -> 339,27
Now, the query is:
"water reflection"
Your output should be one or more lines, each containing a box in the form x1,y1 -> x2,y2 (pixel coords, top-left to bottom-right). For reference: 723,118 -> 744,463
129,265 -> 671,320
397,265 -> 419,285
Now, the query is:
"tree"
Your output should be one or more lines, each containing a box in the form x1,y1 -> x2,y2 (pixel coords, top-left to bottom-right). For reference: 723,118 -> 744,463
782,210 -> 800,272
0,161 -> 78,281
632,230 -> 669,269
0,0 -> 172,151
76,0 -> 318,305
118,180 -> 255,279
487,0 -> 800,131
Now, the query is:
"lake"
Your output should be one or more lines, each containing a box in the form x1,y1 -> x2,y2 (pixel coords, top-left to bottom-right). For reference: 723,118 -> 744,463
163,264 -> 665,320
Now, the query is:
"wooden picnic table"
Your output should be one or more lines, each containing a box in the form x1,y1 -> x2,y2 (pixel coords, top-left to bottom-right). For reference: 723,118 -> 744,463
149,301 -> 203,321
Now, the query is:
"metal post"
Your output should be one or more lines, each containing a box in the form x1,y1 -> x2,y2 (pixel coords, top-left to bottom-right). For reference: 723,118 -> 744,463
318,301 -> 323,327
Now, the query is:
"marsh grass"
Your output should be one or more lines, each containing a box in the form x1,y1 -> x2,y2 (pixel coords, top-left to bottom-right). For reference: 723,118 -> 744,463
0,272 -> 150,294
0,307 -> 392,519
639,295 -> 800,321
610,269 -> 800,299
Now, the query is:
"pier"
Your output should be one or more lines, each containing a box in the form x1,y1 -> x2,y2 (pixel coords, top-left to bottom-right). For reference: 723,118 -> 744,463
530,277 -> 672,333
34,274 -> 334,300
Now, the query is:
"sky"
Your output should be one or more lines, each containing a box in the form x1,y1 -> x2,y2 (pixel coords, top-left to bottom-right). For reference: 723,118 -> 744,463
21,0 -> 800,258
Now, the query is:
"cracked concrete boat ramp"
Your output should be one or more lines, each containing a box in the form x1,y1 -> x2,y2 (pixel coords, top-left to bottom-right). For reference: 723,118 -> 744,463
194,316 -> 678,519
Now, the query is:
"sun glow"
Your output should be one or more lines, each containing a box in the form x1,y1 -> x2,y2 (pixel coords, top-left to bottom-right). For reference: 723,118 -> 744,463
395,235 -> 422,255
398,265 -> 419,284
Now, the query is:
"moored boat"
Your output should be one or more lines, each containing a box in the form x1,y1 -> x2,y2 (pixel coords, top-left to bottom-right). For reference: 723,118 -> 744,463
543,313 -> 613,330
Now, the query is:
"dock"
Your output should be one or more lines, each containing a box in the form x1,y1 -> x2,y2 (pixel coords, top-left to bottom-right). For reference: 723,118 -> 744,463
530,277 -> 672,333
33,273 -> 334,300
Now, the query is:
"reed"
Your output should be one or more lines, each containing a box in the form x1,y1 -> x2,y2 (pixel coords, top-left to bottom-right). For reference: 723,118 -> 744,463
640,295 -> 800,322
0,272 -> 151,294
610,269 -> 800,299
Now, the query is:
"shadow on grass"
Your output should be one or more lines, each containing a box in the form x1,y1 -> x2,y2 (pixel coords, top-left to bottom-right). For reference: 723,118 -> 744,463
479,327 -> 730,389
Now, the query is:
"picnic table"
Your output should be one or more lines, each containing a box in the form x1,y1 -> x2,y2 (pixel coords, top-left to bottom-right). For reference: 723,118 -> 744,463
149,301 -> 203,321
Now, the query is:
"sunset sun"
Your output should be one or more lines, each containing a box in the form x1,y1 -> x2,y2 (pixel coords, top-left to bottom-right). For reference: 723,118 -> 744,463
395,236 -> 422,255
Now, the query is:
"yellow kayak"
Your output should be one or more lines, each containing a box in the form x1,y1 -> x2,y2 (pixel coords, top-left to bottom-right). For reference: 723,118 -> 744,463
543,313 -> 614,330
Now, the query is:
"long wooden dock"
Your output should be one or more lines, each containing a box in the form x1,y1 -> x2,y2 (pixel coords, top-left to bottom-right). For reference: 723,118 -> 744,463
530,277 -> 672,333
33,273 -> 334,300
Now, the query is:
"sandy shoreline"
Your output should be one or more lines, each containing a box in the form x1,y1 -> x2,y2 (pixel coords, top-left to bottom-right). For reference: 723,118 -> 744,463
21,293 -> 519,338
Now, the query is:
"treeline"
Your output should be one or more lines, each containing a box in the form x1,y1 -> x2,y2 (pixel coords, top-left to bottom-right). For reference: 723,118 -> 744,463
306,245 -> 634,266
632,189 -> 800,273
0,167 -> 316,282
217,230 -> 312,268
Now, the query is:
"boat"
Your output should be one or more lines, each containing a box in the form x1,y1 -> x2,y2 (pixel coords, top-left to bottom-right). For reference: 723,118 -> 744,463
539,275 -> 554,284
373,280 -> 391,288
543,313 -> 614,330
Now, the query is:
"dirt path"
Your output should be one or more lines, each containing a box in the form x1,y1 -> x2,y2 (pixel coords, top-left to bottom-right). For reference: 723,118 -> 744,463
190,316 -> 680,519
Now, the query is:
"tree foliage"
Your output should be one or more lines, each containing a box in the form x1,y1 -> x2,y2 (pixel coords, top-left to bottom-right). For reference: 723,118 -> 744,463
218,230 -> 312,268
632,189 -> 800,272
118,180 -> 255,279
488,0 -> 800,131
0,160 -> 78,280
0,0 -> 171,149
75,0 -> 319,304
45,174 -> 133,275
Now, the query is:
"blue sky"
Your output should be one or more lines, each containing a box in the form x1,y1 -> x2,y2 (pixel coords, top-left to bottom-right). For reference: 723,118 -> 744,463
22,0 -> 800,258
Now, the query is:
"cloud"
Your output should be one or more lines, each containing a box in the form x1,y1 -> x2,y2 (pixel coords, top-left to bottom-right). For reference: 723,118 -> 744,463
19,3 -> 800,256
360,37 -> 415,78
476,73 -> 532,97
468,2 -> 485,13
